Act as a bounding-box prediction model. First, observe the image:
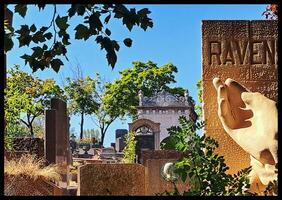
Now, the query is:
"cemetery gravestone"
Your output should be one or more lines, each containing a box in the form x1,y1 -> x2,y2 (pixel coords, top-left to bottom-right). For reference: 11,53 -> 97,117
45,98 -> 71,189
202,20 -> 278,174
77,164 -> 145,195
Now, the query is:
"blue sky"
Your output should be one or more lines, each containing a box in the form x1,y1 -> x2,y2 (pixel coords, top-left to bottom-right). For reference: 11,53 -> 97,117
7,4 -> 267,147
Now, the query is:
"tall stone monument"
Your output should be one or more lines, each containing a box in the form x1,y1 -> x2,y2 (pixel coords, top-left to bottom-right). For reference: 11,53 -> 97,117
202,20 -> 278,174
45,98 -> 71,189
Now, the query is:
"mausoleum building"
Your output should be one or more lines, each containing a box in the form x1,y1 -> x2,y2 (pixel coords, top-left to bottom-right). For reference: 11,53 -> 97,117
129,90 -> 197,158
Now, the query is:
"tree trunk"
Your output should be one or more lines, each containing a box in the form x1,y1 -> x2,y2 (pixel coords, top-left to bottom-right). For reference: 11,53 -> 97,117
80,112 -> 84,139
27,114 -> 34,137
100,127 -> 105,147
29,123 -> 34,137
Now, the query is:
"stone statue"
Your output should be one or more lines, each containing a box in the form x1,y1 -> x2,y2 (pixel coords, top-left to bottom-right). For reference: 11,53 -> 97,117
138,90 -> 143,106
212,77 -> 277,188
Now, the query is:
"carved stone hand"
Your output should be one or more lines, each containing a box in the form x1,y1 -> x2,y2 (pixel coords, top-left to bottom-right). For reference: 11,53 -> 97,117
213,77 -> 277,185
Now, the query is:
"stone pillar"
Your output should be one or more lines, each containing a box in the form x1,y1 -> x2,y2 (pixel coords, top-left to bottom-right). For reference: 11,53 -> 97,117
44,98 -> 71,190
202,20 -> 278,174
45,109 -> 56,164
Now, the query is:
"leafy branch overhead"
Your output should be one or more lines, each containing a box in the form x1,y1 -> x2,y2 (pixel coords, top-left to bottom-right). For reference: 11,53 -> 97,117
5,4 -> 153,72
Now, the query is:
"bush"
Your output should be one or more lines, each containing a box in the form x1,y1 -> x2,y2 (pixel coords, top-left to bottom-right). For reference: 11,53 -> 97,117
77,138 -> 92,144
4,154 -> 61,182
161,116 -> 254,196
123,131 -> 136,164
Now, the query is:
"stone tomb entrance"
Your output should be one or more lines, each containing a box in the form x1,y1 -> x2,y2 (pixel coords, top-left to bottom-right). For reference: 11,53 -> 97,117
129,118 -> 160,162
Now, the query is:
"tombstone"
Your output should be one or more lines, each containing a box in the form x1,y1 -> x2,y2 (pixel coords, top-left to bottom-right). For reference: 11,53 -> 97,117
115,129 -> 128,139
202,20 -> 278,174
45,98 -> 71,190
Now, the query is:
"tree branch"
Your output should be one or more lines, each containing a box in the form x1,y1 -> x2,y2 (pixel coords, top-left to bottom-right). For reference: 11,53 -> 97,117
20,119 -> 29,128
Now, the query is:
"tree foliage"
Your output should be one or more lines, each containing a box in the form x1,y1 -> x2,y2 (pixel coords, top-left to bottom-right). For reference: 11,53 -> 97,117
5,65 -> 65,140
194,80 -> 203,118
103,61 -> 191,119
123,131 -> 136,164
4,4 -> 153,72
83,128 -> 101,142
64,76 -> 99,139
161,116 -> 254,196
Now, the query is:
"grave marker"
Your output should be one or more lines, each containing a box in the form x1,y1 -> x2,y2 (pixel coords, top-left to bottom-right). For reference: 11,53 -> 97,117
202,20 -> 278,174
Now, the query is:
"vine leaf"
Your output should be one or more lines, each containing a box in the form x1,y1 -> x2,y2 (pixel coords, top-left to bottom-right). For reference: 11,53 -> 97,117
15,4 -> 27,18
123,38 -> 132,47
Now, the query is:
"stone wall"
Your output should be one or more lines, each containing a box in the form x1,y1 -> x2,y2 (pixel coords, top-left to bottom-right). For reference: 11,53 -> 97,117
202,20 -> 278,174
77,164 -> 145,196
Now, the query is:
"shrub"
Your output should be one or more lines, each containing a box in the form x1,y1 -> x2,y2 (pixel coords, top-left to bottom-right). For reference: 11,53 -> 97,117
123,131 -> 136,164
4,154 -> 61,182
77,138 -> 92,144
160,116 -> 254,196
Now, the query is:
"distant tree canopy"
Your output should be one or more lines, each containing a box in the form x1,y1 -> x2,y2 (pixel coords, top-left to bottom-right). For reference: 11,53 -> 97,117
64,76 -> 99,139
5,65 -> 65,138
103,61 -> 194,120
4,4 -> 153,72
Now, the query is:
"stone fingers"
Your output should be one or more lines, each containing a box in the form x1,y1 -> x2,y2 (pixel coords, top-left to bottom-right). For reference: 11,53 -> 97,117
217,85 -> 236,131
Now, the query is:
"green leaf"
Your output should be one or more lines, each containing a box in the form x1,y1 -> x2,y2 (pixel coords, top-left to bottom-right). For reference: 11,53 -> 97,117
77,5 -> 86,16
181,172 -> 187,182
106,51 -> 117,68
42,44 -> 48,50
105,28 -> 111,36
104,14 -> 111,24
123,38 -> 132,47
37,4 -> 46,11
20,54 -> 32,65
4,34 -> 14,53
30,24 -> 37,32
62,34 -> 71,45
74,24 -> 90,40
67,5 -> 77,17
31,46 -> 44,58
50,59 -> 63,72
40,26 -> 48,32
55,15 -> 69,30
15,4 -> 27,18
44,32 -> 53,40
89,13 -> 103,32
32,31 -> 46,43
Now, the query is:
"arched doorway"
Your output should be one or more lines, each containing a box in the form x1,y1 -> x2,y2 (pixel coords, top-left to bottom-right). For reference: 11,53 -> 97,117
129,119 -> 160,162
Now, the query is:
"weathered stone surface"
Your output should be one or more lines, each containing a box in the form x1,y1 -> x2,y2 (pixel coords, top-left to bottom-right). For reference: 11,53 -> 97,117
202,20 -> 277,174
4,175 -> 54,196
140,150 -> 186,166
250,20 -> 278,38
77,164 -> 145,196
12,137 -> 44,158
250,66 -> 278,81
203,64 -> 250,81
202,20 -> 249,39
145,159 -> 189,195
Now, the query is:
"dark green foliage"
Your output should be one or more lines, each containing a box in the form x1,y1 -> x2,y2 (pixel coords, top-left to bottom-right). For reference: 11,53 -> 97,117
5,4 -> 154,71
195,79 -> 203,118
161,116 -> 254,196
